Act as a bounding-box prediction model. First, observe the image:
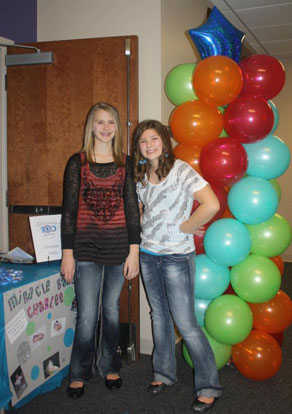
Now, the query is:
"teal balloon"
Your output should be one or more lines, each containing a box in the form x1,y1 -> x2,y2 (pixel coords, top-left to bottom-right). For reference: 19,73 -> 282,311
205,294 -> 253,345
195,254 -> 230,300
269,100 -> 279,134
246,213 -> 292,257
269,179 -> 281,201
194,298 -> 212,326
165,63 -> 198,106
228,176 -> 278,224
182,328 -> 231,370
231,254 -> 281,303
243,135 -> 290,180
204,218 -> 251,266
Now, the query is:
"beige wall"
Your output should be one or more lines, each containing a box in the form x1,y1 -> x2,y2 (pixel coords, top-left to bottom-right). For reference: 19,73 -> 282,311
161,0 -> 207,124
36,0 -> 292,355
37,0 -> 211,354
37,0 -> 162,121
273,57 -> 292,261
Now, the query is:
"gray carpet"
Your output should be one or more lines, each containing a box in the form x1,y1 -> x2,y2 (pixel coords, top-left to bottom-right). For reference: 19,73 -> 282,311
6,263 -> 292,414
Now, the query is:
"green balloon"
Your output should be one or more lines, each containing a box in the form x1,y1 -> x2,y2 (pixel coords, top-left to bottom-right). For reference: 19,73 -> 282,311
246,213 -> 292,257
182,328 -> 231,370
165,63 -> 198,106
205,295 -> 253,345
269,179 -> 281,201
231,254 -> 281,303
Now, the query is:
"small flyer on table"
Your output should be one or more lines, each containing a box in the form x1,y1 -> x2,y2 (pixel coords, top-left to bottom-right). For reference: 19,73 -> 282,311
29,215 -> 62,263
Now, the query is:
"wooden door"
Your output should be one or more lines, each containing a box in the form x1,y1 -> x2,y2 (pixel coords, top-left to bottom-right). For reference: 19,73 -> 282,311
7,36 -> 140,356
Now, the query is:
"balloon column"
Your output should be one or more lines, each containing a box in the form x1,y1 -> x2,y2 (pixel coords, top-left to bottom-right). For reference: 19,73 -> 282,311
165,6 -> 292,381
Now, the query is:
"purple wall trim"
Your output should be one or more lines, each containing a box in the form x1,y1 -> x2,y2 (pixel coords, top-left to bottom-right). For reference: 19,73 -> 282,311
0,0 -> 37,43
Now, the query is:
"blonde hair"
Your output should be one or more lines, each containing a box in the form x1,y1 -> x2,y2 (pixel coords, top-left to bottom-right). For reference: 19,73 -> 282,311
81,102 -> 124,166
131,120 -> 175,184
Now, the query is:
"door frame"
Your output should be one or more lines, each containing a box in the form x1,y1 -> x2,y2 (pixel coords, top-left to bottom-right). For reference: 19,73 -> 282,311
0,37 -> 14,253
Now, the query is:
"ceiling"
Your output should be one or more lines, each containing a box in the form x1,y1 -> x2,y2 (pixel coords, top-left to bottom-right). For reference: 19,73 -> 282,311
208,0 -> 292,59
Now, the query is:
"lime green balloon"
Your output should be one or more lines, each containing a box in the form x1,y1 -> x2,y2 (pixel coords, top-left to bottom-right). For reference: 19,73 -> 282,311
182,328 -> 231,370
205,295 -> 253,345
219,129 -> 229,137
218,108 -> 229,137
246,213 -> 292,257
165,63 -> 198,105
269,179 -> 281,201
231,254 -> 281,303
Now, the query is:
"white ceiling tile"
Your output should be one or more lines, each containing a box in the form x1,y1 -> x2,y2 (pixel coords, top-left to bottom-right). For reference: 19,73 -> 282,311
252,24 -> 292,42
236,5 -> 292,27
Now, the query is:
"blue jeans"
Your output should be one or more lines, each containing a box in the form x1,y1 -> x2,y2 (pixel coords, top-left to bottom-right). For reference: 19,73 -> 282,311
140,251 -> 222,398
69,261 -> 125,383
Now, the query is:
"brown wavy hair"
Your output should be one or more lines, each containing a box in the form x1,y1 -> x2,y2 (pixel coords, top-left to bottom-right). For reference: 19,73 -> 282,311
131,120 -> 175,184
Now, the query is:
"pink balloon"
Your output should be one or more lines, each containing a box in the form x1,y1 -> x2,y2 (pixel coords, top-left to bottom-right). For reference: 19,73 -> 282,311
224,96 -> 274,143
240,54 -> 286,100
200,138 -> 248,187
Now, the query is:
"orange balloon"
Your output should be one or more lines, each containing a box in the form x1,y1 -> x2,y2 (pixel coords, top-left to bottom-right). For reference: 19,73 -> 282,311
192,56 -> 243,106
269,255 -> 285,275
170,100 -> 223,147
232,330 -> 282,380
248,290 -> 292,334
173,144 -> 202,174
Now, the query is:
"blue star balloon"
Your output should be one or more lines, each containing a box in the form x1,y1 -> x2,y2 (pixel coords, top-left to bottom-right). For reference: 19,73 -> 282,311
188,7 -> 245,63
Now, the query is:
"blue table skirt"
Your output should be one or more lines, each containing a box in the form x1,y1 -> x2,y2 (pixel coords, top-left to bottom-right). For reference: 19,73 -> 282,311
0,261 -> 70,410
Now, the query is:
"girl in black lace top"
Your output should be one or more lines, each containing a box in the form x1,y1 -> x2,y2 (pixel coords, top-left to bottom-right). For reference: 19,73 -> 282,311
61,102 -> 140,398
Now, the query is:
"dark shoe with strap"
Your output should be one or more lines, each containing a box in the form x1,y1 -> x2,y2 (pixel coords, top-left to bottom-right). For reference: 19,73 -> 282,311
148,382 -> 166,395
105,376 -> 123,390
67,384 -> 85,399
191,397 -> 218,412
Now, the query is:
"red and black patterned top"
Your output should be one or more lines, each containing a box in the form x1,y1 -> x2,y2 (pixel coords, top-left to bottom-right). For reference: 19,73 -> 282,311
61,152 -> 140,265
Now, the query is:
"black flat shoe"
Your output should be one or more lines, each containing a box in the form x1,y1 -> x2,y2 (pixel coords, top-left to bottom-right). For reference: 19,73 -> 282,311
191,397 -> 218,412
148,382 -> 166,395
105,376 -> 123,390
67,385 -> 85,399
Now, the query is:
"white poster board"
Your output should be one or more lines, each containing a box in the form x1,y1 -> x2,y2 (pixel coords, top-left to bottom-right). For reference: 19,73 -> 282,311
3,272 -> 76,406
29,215 -> 62,263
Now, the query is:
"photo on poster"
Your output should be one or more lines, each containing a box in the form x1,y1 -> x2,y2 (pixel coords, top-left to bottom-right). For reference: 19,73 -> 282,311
43,352 -> 60,379
51,317 -> 66,337
30,325 -> 47,351
10,366 -> 28,399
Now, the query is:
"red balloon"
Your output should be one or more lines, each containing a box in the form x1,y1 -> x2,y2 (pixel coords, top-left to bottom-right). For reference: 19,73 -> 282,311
224,283 -> 236,295
271,331 -> 284,347
269,255 -> 285,276
248,290 -> 292,334
200,138 -> 248,187
192,185 -> 227,224
224,96 -> 274,143
232,330 -> 282,380
240,54 -> 286,100
169,100 -> 223,147
173,144 -> 202,174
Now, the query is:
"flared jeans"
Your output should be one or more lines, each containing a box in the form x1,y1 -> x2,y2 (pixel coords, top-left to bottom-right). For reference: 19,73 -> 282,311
140,251 -> 222,398
69,261 -> 125,383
